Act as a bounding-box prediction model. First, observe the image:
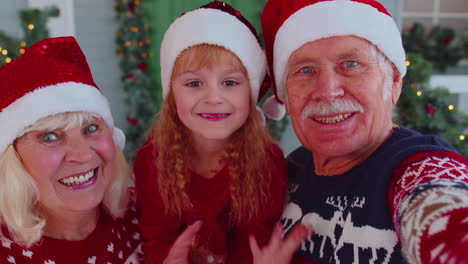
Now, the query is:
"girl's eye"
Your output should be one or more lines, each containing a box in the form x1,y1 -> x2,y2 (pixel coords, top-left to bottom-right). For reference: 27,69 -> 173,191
223,80 -> 239,86
41,132 -> 58,142
187,81 -> 202,87
84,124 -> 98,134
299,67 -> 314,74
344,60 -> 359,68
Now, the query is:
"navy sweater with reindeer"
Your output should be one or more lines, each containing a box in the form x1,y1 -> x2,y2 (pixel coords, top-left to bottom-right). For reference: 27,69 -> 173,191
282,126 -> 462,264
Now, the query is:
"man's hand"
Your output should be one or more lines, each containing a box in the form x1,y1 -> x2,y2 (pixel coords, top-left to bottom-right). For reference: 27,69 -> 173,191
249,223 -> 312,264
163,221 -> 202,264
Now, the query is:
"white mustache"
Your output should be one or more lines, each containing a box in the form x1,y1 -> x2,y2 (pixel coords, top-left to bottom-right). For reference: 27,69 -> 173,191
301,99 -> 364,120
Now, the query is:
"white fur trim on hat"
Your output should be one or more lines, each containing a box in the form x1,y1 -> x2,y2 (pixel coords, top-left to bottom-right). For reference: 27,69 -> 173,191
0,82 -> 123,155
160,8 -> 266,102
273,0 -> 406,103
262,95 -> 286,120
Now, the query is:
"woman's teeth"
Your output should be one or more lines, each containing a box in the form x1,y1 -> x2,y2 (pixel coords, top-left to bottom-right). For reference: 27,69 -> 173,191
314,113 -> 352,124
59,170 -> 95,186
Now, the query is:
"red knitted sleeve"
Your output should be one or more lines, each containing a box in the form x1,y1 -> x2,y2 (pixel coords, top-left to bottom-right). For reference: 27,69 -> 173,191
388,151 -> 468,264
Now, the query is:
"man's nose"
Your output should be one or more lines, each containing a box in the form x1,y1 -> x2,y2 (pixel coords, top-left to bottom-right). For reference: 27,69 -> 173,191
312,69 -> 344,102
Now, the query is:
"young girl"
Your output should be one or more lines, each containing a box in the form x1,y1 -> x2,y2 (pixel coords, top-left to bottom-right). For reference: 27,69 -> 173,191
133,1 -> 287,263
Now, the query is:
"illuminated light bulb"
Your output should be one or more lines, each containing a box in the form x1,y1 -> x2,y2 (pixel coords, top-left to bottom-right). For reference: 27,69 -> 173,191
405,60 -> 411,66
460,135 -> 466,141
1,49 -> 7,55
19,48 -> 25,54
28,24 -> 35,30
5,57 -> 12,63
20,41 -> 26,47
416,91 -> 422,96
448,105 -> 455,111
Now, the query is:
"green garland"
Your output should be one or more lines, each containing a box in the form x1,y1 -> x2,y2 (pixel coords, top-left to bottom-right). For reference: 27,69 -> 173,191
114,0 -> 158,157
403,23 -> 466,72
0,6 -> 59,67
396,53 -> 468,157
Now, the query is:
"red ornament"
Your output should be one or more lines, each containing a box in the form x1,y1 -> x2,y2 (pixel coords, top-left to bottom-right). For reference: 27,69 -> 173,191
426,104 -> 437,117
137,62 -> 147,70
126,73 -> 135,79
128,3 -> 136,11
442,36 -> 452,46
126,116 -> 139,126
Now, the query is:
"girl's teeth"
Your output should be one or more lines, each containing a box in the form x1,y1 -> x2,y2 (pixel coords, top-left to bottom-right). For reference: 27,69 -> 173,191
60,170 -> 95,186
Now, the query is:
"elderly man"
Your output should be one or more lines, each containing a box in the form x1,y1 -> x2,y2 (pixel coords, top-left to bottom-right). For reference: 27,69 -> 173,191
259,0 -> 468,263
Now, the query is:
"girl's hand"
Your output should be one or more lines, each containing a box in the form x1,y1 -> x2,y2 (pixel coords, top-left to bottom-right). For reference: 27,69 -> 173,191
249,223 -> 312,264
163,221 -> 202,264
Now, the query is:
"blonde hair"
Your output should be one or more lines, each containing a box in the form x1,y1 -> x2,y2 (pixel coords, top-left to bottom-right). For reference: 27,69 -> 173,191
0,112 -> 132,247
150,44 -> 275,224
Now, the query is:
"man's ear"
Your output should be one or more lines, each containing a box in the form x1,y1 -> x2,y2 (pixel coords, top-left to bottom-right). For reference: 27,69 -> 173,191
391,72 -> 403,105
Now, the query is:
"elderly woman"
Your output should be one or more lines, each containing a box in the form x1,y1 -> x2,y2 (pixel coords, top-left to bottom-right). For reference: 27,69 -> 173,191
0,37 -> 142,263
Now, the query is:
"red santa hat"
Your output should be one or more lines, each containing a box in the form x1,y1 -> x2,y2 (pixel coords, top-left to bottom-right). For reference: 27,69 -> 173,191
160,0 -> 269,103
261,0 -> 407,120
0,36 -> 125,155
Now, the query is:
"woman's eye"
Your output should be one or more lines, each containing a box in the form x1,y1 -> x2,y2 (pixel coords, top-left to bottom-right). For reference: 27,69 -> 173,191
41,132 -> 58,142
84,124 -> 98,134
344,60 -> 359,68
223,80 -> 239,86
299,67 -> 313,74
187,81 -> 202,87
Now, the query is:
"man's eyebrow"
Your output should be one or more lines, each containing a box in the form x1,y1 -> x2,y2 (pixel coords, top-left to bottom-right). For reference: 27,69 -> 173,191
288,55 -> 316,67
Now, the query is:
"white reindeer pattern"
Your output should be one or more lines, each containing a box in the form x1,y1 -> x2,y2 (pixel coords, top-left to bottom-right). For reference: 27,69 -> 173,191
281,196 -> 398,263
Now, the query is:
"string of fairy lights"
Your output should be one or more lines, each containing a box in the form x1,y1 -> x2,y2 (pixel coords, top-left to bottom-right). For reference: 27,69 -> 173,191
0,38 -> 28,64
404,58 -> 467,143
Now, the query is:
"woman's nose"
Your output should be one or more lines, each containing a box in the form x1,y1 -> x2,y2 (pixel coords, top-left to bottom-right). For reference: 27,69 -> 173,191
65,135 -> 93,163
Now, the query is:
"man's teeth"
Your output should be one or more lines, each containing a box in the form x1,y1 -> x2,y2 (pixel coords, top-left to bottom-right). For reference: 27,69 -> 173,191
60,170 -> 95,186
314,113 -> 352,124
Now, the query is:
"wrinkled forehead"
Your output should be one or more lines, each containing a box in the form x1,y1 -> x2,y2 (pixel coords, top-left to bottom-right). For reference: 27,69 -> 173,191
288,36 -> 379,64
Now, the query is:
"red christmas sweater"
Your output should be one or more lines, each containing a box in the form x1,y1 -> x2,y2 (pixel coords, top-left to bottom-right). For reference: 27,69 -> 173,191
134,142 -> 287,264
0,201 -> 143,264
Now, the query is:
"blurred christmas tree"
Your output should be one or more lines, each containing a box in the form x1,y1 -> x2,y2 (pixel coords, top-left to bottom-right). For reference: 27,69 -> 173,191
0,6 -> 59,67
396,52 -> 468,157
114,0 -> 157,157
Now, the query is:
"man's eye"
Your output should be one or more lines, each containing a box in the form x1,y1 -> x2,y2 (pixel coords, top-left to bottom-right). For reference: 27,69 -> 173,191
187,81 -> 202,87
344,60 -> 359,68
84,124 -> 98,134
223,80 -> 239,86
299,67 -> 313,74
42,132 -> 58,142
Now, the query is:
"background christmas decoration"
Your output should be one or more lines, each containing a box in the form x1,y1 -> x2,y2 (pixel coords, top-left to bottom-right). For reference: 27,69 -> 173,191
0,6 -> 59,67
114,0 -> 157,156
397,23 -> 468,156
